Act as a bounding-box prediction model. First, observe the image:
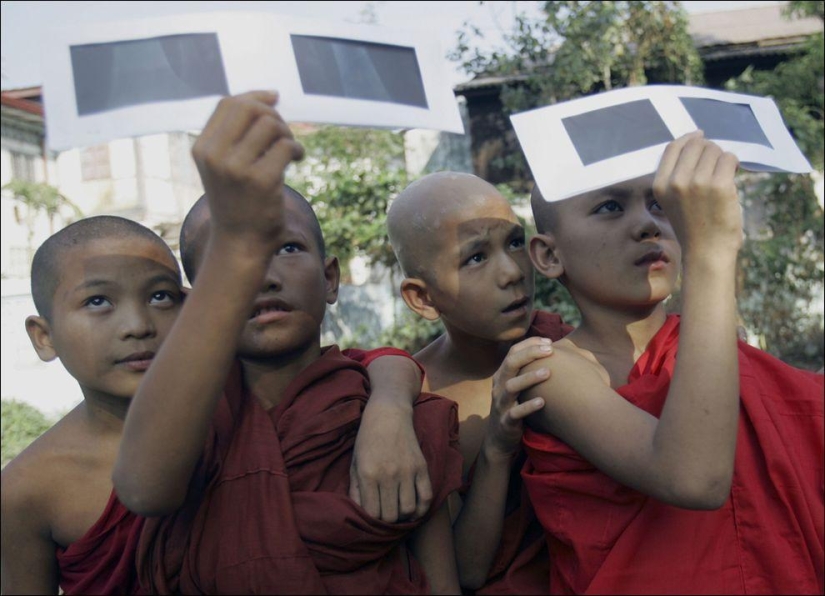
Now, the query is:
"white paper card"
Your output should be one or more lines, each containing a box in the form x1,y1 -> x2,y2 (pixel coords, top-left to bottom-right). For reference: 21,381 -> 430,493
41,12 -> 464,151
510,85 -> 812,203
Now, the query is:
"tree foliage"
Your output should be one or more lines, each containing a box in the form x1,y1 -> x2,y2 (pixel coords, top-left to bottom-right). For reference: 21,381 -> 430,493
723,1 -> 824,369
290,126 -> 408,281
1,400 -> 54,468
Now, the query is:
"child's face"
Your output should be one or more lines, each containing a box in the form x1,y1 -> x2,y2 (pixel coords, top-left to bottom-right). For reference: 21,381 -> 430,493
426,193 -> 534,342
44,236 -> 183,401
234,199 -> 338,360
545,176 -> 681,310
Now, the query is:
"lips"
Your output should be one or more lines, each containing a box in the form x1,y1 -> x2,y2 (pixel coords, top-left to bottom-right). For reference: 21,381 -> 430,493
250,299 -> 292,320
502,296 -> 530,314
116,351 -> 155,364
634,248 -> 670,266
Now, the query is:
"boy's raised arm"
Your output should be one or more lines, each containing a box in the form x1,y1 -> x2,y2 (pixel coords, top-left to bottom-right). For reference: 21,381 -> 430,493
113,92 -> 304,515
523,132 -> 742,509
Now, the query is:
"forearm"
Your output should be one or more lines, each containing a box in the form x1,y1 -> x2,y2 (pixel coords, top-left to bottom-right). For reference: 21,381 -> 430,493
364,355 -> 422,411
409,502 -> 462,595
655,255 -> 740,507
452,440 -> 511,589
114,239 -> 269,515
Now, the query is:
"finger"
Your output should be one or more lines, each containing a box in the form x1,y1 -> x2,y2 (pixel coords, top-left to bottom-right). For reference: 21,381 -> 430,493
693,141 -> 723,184
196,94 -> 281,159
358,480 -> 381,520
397,477 -> 418,521
252,139 -> 305,186
235,113 -> 293,166
654,130 -> 704,198
414,470 -> 434,520
348,466 -> 362,505
505,344 -> 555,372
506,397 -> 546,422
508,336 -> 553,355
378,482 -> 400,523
668,135 -> 710,191
504,367 -> 551,395
713,151 -> 740,183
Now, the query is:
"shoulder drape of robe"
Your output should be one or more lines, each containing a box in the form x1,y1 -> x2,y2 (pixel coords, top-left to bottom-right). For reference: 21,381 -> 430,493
522,315 -> 824,595
138,346 -> 463,595
55,489 -> 145,595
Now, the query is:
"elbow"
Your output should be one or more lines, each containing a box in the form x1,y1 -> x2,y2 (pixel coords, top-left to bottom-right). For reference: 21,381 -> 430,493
458,569 -> 488,592
112,467 -> 185,517
666,474 -> 732,510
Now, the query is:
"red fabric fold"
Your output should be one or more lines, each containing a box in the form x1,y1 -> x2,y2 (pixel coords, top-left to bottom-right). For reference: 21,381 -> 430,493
138,346 -> 462,594
55,489 -> 145,595
522,315 -> 824,594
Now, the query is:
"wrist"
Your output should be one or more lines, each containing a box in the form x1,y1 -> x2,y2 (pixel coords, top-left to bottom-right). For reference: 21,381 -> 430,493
480,434 -> 518,466
364,393 -> 414,414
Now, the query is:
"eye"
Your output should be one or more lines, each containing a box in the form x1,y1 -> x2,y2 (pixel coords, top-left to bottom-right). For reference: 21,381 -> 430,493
649,199 -> 664,213
278,242 -> 303,255
509,236 -> 526,250
593,200 -> 622,214
149,290 -> 178,307
464,253 -> 486,267
83,295 -> 111,310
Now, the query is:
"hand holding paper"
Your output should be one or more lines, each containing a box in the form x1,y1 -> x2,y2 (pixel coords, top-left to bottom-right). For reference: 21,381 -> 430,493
511,85 -> 812,203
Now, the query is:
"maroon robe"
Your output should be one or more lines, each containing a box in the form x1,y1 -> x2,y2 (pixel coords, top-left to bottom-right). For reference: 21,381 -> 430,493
55,489 -> 145,595
471,310 -> 573,595
138,346 -> 463,594
523,315 -> 824,594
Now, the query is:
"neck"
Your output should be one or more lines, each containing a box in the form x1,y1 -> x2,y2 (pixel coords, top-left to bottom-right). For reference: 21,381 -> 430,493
570,302 -> 669,361
78,389 -> 130,433
240,342 -> 322,410
439,323 -> 514,380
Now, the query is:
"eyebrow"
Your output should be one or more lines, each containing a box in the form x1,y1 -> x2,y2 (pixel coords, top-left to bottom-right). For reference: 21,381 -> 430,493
71,272 -> 179,295
458,222 -> 524,255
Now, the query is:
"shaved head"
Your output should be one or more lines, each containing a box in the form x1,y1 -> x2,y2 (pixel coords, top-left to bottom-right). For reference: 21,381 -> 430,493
530,184 -> 562,235
31,216 -> 178,321
387,172 -> 508,279
179,185 -> 324,283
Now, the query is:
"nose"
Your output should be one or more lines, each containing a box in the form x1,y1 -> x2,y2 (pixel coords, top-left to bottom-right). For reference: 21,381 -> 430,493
497,252 -> 526,288
632,210 -> 662,242
260,258 -> 284,293
120,303 -> 157,340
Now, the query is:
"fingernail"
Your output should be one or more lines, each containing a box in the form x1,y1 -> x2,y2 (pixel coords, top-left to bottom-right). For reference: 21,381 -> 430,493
537,368 -> 550,377
540,345 -> 553,353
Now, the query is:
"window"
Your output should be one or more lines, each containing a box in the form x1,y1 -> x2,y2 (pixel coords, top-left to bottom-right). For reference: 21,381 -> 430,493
80,144 -> 111,180
10,152 -> 35,182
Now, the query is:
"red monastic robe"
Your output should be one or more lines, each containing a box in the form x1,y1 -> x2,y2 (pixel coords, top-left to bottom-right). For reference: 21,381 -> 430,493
471,310 -> 574,595
55,489 -> 145,595
138,346 -> 463,594
522,315 -> 824,595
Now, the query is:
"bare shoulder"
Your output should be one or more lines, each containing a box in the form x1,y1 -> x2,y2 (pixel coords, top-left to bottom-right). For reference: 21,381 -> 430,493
2,412 -> 81,514
520,338 -> 615,434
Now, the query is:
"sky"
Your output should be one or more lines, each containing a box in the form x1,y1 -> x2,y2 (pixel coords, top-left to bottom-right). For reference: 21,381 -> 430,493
0,0 -> 782,91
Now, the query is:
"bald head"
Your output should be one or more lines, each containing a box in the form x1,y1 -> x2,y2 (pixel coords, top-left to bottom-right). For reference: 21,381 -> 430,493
530,184 -> 562,235
31,216 -> 178,321
179,186 -> 325,283
387,172 -> 508,279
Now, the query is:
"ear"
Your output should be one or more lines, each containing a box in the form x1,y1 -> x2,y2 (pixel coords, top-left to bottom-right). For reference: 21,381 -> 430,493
529,234 -> 565,280
400,277 -> 440,321
324,256 -> 341,305
25,315 -> 58,363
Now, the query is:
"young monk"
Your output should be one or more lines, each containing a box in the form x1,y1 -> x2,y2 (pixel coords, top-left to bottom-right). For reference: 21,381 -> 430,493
386,171 -> 573,594
113,91 -> 464,594
1,216 -> 185,594
520,131 -> 824,594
